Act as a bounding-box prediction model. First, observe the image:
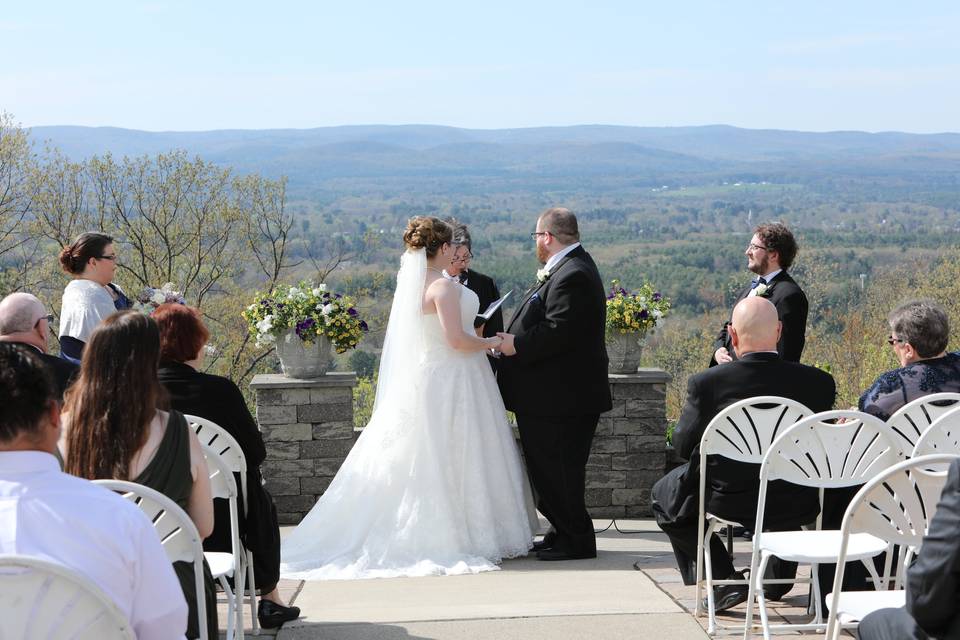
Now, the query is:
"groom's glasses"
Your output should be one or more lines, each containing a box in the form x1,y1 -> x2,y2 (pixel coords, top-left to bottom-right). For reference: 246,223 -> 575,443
530,231 -> 551,238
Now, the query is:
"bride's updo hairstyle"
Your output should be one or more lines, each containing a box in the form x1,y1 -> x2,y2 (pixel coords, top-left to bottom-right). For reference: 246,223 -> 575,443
403,216 -> 452,258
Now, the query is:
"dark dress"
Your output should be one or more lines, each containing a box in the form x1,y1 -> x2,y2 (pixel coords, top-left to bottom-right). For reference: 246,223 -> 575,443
134,410 -> 218,640
461,268 -> 503,371
158,361 -> 282,594
859,352 -> 960,421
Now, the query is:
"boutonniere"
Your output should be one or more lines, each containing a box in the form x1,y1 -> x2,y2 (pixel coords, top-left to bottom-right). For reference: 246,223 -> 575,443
536,268 -> 550,284
751,283 -> 770,297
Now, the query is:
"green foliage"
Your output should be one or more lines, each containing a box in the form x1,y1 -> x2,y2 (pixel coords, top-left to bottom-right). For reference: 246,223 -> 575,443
353,374 -> 377,430
348,349 -> 378,379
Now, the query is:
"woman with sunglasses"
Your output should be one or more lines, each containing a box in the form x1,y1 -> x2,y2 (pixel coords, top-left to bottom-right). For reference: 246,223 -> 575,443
57,231 -> 131,363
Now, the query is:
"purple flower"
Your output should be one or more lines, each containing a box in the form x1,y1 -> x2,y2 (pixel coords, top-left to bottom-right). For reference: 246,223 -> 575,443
652,292 -> 662,302
359,320 -> 369,331
639,309 -> 649,319
348,308 -> 358,317
619,287 -> 628,296
334,293 -> 342,299
295,317 -> 316,340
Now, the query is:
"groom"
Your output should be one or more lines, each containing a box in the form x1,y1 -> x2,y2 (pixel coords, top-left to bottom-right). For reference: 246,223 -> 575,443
497,207 -> 612,561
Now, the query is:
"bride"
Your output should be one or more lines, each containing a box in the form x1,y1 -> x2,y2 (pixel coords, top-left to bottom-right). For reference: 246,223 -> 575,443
280,216 -> 534,580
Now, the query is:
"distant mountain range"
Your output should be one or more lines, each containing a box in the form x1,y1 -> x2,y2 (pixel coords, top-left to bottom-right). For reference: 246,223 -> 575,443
28,124 -> 960,196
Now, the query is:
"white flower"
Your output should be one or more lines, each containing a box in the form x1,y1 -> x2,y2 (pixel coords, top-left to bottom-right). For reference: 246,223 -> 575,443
247,303 -> 257,311
536,268 -> 550,283
256,315 -> 274,334
161,282 -> 176,292
750,283 -> 770,297
321,304 -> 334,316
150,290 -> 167,305
653,308 -> 663,319
255,332 -> 276,348
315,283 -> 327,293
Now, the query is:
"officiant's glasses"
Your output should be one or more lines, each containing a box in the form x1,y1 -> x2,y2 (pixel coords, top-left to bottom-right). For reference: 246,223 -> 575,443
887,335 -> 907,345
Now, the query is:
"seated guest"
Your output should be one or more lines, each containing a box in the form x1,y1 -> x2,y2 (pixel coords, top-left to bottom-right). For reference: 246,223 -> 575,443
652,297 -> 836,610
153,303 -> 300,629
62,311 -> 217,640
858,456 -> 960,640
0,343 -> 187,639
0,292 -> 77,399
860,300 -> 960,421
57,232 -> 131,363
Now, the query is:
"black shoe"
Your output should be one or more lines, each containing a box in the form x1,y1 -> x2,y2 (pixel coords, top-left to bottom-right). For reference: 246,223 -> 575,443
703,571 -> 749,612
258,600 -> 301,629
532,531 -> 557,552
741,529 -> 753,541
536,548 -> 597,561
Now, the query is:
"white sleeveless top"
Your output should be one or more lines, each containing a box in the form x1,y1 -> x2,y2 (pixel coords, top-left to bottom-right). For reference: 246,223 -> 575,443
59,279 -> 116,342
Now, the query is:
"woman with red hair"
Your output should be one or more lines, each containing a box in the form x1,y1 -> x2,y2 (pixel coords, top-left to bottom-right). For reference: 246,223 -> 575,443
152,304 -> 298,630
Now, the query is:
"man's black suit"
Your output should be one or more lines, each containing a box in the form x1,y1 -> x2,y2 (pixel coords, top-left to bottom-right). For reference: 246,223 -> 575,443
859,458 -> 960,640
6,342 -> 78,400
710,271 -> 808,366
497,245 -> 612,556
652,352 -> 835,584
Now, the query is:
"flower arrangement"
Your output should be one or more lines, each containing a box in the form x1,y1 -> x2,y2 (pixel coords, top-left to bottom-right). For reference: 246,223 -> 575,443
133,283 -> 185,314
243,281 -> 368,353
605,279 -> 671,336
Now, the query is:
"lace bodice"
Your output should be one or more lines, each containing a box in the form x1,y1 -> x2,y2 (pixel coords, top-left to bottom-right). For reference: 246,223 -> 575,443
421,285 -> 480,361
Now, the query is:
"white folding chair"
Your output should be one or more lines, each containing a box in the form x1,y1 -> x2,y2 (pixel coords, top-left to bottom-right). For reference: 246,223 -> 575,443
741,410 -> 903,639
0,554 -> 135,639
824,454 -> 958,640
185,414 -> 259,636
886,392 -> 960,458
93,479 -> 208,640
911,404 -> 960,457
203,449 -> 245,640
693,395 -> 813,635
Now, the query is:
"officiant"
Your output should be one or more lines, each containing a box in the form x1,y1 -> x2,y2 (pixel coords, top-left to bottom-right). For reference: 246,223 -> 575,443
448,220 -> 504,370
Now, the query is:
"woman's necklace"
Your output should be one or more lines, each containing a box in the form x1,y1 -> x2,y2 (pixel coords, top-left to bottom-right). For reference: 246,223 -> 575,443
427,267 -> 446,276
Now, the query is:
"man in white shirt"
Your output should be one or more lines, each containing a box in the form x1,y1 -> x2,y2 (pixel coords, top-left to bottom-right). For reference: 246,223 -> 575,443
0,343 -> 188,640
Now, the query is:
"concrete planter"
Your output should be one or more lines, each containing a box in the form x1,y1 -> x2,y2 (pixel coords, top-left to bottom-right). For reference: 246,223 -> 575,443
275,330 -> 332,379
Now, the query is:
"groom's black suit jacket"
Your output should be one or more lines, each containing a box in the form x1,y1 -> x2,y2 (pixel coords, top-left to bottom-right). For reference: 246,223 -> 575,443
497,245 -> 612,417
710,270 -> 808,366
653,352 -> 835,527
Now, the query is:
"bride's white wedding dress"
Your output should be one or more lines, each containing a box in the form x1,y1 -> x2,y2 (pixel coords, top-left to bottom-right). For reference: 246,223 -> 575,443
280,248 -> 534,580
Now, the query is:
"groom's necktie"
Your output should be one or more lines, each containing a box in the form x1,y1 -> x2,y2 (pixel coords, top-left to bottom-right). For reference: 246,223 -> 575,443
750,276 -> 767,290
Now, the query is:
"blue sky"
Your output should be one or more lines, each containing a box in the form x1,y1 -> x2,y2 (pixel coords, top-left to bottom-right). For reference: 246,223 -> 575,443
2,1 -> 958,132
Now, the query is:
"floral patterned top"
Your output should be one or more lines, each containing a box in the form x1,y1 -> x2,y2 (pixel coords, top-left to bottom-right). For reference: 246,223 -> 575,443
859,352 -> 960,421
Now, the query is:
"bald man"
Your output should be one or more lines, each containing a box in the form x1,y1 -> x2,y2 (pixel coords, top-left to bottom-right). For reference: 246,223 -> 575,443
0,292 -> 78,398
652,297 -> 835,610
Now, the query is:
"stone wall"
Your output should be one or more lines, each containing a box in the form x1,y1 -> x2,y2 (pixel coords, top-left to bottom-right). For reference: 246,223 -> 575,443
587,369 -> 671,518
250,372 -> 356,524
251,368 -> 670,524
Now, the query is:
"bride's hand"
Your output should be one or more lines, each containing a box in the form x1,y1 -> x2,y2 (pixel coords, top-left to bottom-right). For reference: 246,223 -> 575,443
485,335 -> 503,350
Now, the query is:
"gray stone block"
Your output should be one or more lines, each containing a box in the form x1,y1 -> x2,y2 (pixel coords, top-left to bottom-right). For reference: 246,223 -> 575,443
315,458 -> 345,476
298,402 -> 352,423
260,423 -> 312,442
611,383 -> 645,400
266,441 -> 301,460
310,387 -> 353,404
273,495 -> 317,513
585,469 -> 627,489
625,400 -> 666,418
584,488 -> 612,507
612,452 -> 665,472
591,436 -> 627,454
256,404 -> 298,425
586,453 -> 612,470
264,475 -> 300,496
595,417 -> 615,436
261,459 -> 316,478
612,488 -> 648,505
311,421 -> 354,439
600,402 -> 626,418
277,512 -> 304,525
301,438 -> 356,459
612,418 -> 644,435
626,469 -> 666,489
256,388 -> 313,406
627,435 -> 668,453
301,476 -> 333,494
589,505 -> 626,518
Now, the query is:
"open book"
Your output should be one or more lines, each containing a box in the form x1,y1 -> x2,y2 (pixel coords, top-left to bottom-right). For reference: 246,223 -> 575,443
475,290 -> 512,327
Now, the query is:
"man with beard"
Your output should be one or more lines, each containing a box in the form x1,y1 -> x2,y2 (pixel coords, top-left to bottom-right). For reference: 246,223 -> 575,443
711,222 -> 808,366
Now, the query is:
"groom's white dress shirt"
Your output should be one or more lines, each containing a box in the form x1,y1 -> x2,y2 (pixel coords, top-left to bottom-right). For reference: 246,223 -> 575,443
544,242 -> 581,274
0,451 -> 188,640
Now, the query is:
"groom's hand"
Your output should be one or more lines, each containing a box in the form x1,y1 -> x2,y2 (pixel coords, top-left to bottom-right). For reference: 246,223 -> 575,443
497,332 -> 517,356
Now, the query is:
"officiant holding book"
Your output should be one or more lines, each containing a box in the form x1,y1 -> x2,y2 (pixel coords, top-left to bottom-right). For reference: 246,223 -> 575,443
448,221 -> 504,369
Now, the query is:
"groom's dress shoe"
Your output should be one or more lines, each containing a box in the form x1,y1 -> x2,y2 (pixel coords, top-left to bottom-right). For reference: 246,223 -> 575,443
531,531 -> 557,552
536,548 -> 597,561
